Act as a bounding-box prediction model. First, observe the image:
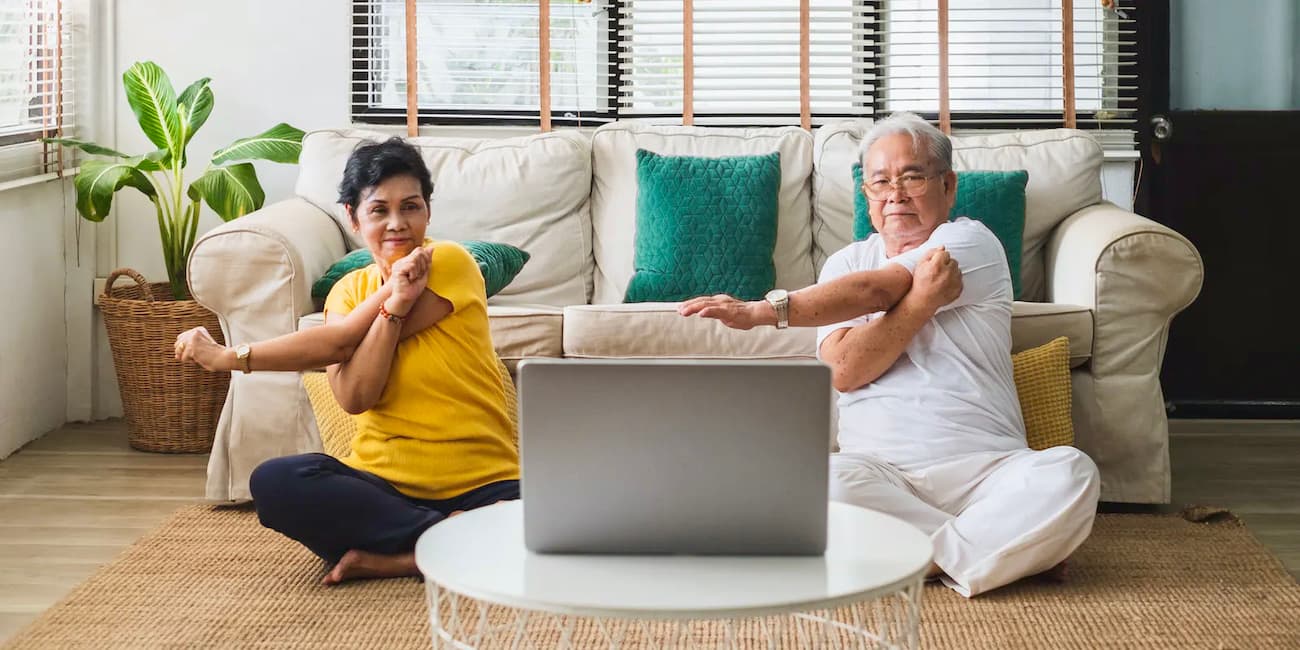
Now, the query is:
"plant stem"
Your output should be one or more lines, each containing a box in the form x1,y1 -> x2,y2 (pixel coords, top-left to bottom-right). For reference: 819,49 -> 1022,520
169,159 -> 187,299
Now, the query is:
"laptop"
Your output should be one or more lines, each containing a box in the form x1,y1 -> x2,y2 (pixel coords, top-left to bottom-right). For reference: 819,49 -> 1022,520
518,358 -> 831,555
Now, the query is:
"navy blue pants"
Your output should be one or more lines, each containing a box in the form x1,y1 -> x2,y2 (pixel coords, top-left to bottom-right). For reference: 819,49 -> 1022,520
248,453 -> 520,564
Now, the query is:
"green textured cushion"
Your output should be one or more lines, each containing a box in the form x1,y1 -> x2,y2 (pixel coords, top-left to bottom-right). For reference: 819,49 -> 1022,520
624,149 -> 781,303
310,241 -> 530,302
851,164 -> 1028,299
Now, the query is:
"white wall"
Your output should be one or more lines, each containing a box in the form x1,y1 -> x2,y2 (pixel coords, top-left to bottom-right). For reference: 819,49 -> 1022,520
94,0 -> 351,417
0,182 -> 73,458
109,0 -> 351,282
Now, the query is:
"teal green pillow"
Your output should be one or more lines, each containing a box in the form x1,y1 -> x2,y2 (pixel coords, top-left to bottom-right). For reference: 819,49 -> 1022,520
310,241 -> 530,302
851,164 -> 1028,299
624,149 -> 781,303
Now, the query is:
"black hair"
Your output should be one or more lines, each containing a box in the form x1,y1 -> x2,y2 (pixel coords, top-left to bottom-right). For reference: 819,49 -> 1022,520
336,137 -> 434,216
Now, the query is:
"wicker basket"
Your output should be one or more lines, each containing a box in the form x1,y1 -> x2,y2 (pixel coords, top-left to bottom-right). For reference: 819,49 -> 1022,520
98,268 -> 230,453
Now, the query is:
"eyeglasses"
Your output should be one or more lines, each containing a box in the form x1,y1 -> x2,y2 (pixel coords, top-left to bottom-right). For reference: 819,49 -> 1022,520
862,173 -> 939,201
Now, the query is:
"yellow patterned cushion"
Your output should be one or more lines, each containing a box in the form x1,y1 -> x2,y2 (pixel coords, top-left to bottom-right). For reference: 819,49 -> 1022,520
302,358 -> 519,460
1012,336 -> 1074,450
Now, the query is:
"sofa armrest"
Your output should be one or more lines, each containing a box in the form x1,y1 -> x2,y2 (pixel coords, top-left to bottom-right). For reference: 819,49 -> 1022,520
1045,201 -> 1203,503
1046,202 -> 1203,339
188,197 -> 346,343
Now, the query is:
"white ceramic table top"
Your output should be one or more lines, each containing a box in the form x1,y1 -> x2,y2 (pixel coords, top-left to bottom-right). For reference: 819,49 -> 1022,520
415,500 -> 933,619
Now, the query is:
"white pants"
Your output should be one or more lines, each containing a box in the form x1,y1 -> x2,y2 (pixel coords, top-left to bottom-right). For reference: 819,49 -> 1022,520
830,446 -> 1100,597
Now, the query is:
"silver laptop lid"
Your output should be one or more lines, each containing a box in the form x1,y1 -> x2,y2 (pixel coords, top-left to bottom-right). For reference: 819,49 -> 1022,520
519,358 -> 831,555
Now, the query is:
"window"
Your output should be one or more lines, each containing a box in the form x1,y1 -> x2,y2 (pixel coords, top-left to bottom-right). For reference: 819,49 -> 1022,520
880,1 -> 1132,126
352,0 -> 614,125
617,0 -> 870,123
352,0 -> 1134,143
0,0 -> 75,184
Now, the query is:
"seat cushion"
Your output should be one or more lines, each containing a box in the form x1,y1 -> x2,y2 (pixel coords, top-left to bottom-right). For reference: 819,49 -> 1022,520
590,122 -> 816,304
295,128 -> 593,307
562,303 -> 816,359
813,122 -> 1103,301
1012,301 -> 1093,368
562,301 -> 1090,367
486,305 -> 564,371
299,305 -> 563,371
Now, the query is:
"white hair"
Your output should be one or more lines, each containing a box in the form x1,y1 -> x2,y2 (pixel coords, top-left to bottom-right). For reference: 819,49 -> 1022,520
858,112 -> 953,173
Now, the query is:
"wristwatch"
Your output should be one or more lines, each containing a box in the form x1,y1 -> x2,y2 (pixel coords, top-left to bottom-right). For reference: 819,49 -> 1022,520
764,289 -> 790,330
235,343 -> 252,374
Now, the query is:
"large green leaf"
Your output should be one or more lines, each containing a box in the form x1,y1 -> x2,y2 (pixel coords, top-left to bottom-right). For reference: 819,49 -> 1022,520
176,77 -> 214,143
122,61 -> 182,156
187,163 -> 265,221
210,123 -> 304,165
42,137 -> 129,158
136,149 -> 169,173
74,160 -> 158,222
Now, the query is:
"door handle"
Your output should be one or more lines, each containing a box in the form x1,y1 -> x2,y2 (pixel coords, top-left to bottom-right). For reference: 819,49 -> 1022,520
1151,115 -> 1174,142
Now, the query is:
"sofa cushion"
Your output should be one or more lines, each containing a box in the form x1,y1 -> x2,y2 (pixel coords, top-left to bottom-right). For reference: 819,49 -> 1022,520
626,149 -> 782,303
310,241 -> 530,302
1012,336 -> 1074,451
562,301 -> 1090,367
562,303 -> 816,359
852,166 -> 1029,299
298,305 -> 563,371
813,122 -> 1104,302
1011,301 -> 1093,368
485,305 -> 564,371
295,128 -> 593,307
590,123 -> 816,304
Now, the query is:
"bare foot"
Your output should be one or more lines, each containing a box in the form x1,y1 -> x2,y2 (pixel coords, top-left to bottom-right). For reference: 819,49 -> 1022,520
1036,560 -> 1069,583
322,549 -> 419,586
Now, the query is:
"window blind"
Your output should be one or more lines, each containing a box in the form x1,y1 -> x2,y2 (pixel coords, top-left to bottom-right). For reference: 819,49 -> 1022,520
351,0 -> 1136,149
617,0 -> 876,126
878,0 -> 1135,146
351,0 -> 615,126
0,0 -> 77,185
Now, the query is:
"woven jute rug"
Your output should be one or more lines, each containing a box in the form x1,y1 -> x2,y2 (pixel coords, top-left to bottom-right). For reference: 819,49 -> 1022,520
5,505 -> 1299,649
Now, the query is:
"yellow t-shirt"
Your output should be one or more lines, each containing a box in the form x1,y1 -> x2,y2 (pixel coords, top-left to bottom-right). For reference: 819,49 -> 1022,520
323,241 -> 519,500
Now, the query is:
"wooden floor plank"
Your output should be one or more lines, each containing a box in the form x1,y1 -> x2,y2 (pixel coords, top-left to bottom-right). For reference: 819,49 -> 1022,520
0,498 -> 185,527
0,614 -> 36,644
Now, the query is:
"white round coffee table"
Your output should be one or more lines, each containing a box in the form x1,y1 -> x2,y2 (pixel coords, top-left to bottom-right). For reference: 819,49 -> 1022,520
415,500 -> 932,649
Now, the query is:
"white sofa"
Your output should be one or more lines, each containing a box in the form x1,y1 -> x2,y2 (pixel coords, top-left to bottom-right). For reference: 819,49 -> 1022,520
188,122 -> 1203,505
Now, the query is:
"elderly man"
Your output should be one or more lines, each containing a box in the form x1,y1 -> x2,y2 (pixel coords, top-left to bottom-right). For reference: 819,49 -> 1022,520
679,112 -> 1100,597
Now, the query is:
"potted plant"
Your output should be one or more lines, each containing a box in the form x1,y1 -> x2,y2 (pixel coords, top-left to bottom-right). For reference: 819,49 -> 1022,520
46,61 -> 305,453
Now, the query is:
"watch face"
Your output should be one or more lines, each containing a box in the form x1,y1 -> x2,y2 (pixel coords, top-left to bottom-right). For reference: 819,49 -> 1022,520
237,344 -> 250,357
766,289 -> 788,302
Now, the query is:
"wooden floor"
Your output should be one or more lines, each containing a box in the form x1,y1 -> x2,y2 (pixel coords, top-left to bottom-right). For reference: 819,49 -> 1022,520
0,421 -> 208,643
0,419 -> 1296,644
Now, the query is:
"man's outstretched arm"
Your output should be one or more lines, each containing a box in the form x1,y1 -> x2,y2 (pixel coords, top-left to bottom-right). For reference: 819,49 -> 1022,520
678,263 -> 915,330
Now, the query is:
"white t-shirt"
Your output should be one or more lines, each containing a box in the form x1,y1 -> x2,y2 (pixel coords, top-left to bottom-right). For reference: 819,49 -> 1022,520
816,218 -> 1027,466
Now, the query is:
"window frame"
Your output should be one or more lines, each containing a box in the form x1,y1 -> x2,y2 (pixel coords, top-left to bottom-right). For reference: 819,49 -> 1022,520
348,0 -> 623,128
349,0 -> 1132,133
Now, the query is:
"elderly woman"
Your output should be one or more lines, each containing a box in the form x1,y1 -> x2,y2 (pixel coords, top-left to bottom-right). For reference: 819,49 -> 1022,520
175,138 -> 518,585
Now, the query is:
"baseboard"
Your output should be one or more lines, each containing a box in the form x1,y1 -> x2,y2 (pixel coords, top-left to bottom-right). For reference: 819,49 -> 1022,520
1167,400 -> 1300,419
